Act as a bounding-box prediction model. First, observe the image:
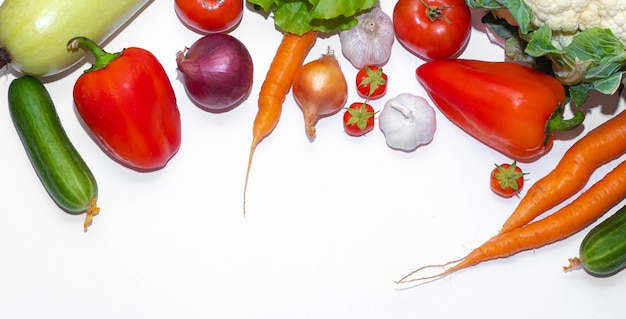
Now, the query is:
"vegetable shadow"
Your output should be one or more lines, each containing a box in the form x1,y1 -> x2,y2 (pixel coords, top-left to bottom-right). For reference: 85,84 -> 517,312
71,105 -> 179,173
553,89 -> 623,143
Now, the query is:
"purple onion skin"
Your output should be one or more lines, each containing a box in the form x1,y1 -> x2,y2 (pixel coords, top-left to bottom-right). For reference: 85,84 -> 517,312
176,33 -> 253,112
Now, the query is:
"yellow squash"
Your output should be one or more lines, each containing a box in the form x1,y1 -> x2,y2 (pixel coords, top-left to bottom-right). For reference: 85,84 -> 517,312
0,0 -> 152,77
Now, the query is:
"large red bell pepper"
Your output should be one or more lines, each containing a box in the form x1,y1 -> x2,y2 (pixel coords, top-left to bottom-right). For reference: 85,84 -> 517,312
416,59 -> 584,162
68,37 -> 181,171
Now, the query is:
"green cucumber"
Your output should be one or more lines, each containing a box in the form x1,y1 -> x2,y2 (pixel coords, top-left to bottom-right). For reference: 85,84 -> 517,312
8,75 -> 99,231
567,204 -> 626,276
0,0 -> 152,76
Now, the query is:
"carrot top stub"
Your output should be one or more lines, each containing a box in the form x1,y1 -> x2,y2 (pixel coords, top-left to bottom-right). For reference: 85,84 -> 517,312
247,0 -> 376,35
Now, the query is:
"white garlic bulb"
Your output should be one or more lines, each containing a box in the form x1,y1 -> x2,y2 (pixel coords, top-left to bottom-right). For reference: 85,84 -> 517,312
379,93 -> 437,152
339,7 -> 394,69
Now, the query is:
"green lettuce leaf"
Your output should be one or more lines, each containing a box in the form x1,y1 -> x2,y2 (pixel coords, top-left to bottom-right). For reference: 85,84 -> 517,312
247,0 -> 376,35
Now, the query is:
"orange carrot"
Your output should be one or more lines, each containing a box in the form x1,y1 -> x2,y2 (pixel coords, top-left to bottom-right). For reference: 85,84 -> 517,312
396,159 -> 626,284
499,109 -> 626,235
243,31 -> 317,213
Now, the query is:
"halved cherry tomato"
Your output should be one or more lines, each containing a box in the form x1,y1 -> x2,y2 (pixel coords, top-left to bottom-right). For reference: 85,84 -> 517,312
343,102 -> 377,136
490,161 -> 528,198
393,0 -> 471,60
356,66 -> 387,100
175,0 -> 244,33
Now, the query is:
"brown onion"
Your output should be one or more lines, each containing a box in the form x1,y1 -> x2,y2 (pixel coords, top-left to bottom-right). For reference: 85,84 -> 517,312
292,51 -> 348,139
176,33 -> 253,112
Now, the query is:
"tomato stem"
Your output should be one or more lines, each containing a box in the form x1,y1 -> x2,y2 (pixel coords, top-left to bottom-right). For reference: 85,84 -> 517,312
201,0 -> 220,10
345,101 -> 377,130
67,36 -> 122,73
493,161 -> 527,193
419,0 -> 453,24
360,66 -> 386,97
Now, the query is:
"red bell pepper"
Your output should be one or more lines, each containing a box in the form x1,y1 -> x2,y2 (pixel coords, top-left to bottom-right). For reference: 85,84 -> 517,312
416,59 -> 584,162
68,37 -> 181,171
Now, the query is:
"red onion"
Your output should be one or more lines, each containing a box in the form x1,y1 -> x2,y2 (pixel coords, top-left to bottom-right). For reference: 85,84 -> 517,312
176,33 -> 253,111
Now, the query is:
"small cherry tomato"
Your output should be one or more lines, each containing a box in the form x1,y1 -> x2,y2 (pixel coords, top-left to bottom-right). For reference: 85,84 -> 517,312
356,66 -> 387,99
343,102 -> 377,136
490,161 -> 528,198
393,0 -> 471,60
175,0 -> 244,33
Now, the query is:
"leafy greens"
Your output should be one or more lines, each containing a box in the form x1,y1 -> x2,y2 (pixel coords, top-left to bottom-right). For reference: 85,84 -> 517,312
247,0 -> 377,36
467,0 -> 626,106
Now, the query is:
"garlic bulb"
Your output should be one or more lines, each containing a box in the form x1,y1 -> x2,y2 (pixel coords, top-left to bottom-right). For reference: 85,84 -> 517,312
339,7 -> 394,69
379,93 -> 436,152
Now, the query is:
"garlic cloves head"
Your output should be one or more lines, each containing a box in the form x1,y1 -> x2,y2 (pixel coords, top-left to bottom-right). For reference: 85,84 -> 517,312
379,93 -> 437,152
339,7 -> 394,69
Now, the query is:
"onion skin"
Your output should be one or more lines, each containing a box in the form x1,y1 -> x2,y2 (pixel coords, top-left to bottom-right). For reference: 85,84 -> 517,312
176,33 -> 253,111
292,53 -> 348,139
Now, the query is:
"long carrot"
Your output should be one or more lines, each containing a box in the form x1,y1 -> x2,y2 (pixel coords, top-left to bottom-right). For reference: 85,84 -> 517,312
396,159 -> 626,284
498,109 -> 626,235
243,31 -> 317,213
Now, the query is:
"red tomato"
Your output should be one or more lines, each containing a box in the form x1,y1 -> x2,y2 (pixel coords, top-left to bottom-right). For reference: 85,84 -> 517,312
490,162 -> 527,198
356,66 -> 388,100
393,0 -> 471,60
343,102 -> 377,136
175,0 -> 244,33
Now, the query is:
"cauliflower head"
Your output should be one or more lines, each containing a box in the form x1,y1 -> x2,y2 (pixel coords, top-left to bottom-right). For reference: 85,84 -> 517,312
466,0 -> 626,106
524,0 -> 626,43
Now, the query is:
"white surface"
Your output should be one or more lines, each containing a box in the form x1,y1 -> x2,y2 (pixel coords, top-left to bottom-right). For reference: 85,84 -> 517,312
1,1 -> 625,318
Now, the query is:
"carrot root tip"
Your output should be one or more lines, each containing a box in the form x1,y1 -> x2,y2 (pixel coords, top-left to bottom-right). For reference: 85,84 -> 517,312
395,258 -> 464,284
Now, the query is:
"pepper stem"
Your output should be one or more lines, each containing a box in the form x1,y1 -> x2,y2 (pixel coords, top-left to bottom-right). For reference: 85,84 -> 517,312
67,36 -> 122,73
544,103 -> 585,144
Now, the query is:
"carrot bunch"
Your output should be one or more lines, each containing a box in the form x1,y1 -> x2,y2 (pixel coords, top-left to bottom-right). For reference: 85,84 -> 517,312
242,0 -> 376,214
397,109 -> 626,284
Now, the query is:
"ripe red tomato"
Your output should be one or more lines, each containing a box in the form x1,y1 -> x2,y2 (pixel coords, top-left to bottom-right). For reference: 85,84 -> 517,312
356,66 -> 388,100
393,0 -> 471,60
490,162 -> 527,198
343,102 -> 377,136
175,0 -> 244,33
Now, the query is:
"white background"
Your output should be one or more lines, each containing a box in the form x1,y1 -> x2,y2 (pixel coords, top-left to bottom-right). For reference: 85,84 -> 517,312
1,1 -> 625,318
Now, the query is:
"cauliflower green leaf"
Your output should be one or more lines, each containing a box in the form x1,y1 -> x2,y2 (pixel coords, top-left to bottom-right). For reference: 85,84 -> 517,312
526,26 -> 626,105
467,0 -> 626,106
466,0 -> 533,33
